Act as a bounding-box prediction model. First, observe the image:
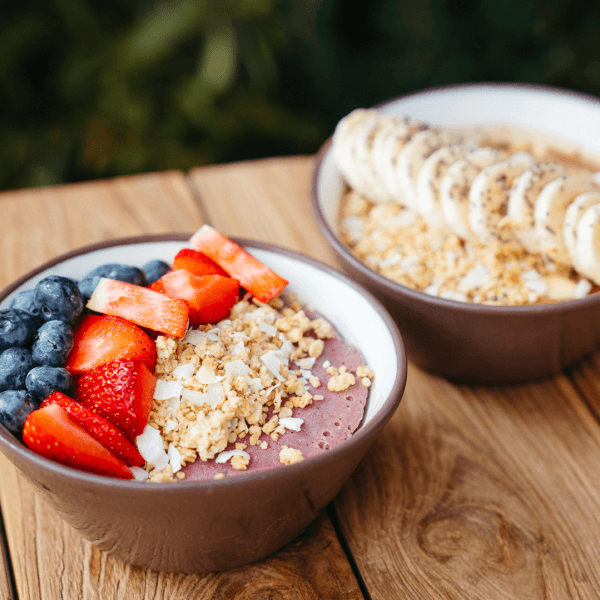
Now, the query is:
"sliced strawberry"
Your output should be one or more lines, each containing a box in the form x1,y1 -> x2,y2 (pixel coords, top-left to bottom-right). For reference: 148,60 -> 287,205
172,248 -> 228,277
160,270 -> 240,325
148,279 -> 166,293
87,278 -> 189,338
189,225 -> 288,303
65,314 -> 157,375
22,404 -> 133,479
76,359 -> 156,441
40,392 -> 145,467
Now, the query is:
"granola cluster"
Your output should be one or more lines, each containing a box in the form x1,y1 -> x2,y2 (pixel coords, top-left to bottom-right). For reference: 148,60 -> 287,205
142,295 -> 373,482
340,190 -> 594,306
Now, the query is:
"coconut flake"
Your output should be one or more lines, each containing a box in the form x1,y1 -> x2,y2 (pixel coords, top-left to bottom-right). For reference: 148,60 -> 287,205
136,425 -> 169,470
215,449 -> 250,464
225,359 -> 250,378
248,377 -> 264,392
168,443 -> 182,473
130,467 -> 149,481
575,278 -> 593,298
205,382 -> 225,407
300,369 -> 312,380
229,341 -> 246,357
279,417 -> 304,431
261,350 -> 284,381
154,379 -> 183,401
165,419 -> 178,434
181,388 -> 207,406
258,319 -> 278,337
296,356 -> 316,369
440,290 -> 468,302
173,362 -> 195,381
196,364 -> 217,385
458,264 -> 489,291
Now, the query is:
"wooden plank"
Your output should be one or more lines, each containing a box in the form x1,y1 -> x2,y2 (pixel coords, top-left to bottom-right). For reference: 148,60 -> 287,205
0,168 -> 362,599
0,505 -> 15,600
188,156 -> 338,265
334,366 -> 600,599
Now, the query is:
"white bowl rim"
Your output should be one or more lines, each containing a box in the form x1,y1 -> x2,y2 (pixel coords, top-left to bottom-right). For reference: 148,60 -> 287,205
311,81 -> 600,316
0,233 -> 407,492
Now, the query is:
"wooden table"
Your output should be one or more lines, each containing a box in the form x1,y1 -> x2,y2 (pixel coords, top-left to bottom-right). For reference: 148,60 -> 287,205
2,158 -> 600,599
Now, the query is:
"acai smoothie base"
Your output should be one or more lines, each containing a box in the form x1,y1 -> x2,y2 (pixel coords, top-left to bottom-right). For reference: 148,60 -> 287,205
137,292 -> 374,483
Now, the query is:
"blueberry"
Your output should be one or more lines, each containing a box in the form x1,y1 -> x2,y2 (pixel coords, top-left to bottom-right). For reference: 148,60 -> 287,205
9,289 -> 41,317
142,260 -> 170,284
34,276 -> 84,323
0,390 -> 35,434
26,366 -> 73,402
0,309 -> 42,353
78,263 -> 146,299
32,320 -> 74,366
0,347 -> 35,392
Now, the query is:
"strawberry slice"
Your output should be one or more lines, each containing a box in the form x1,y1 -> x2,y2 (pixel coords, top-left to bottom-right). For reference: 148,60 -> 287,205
172,248 -> 228,277
22,403 -> 133,479
40,392 -> 145,467
76,359 -> 156,441
189,225 -> 288,303
148,279 -> 166,294
160,270 -> 240,325
65,314 -> 157,375
87,278 -> 189,338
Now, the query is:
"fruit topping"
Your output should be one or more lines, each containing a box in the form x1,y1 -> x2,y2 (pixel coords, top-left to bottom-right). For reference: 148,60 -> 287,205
0,347 -> 35,392
40,392 -> 145,467
172,248 -> 228,277
141,259 -> 171,284
65,314 -> 157,375
86,278 -> 189,338
76,358 -> 156,441
22,403 -> 133,479
26,366 -> 73,402
78,263 -> 146,299
31,320 -> 74,366
159,270 -> 240,325
189,225 -> 288,302
0,390 -> 36,434
8,290 -> 41,318
34,276 -> 84,323
0,309 -> 42,353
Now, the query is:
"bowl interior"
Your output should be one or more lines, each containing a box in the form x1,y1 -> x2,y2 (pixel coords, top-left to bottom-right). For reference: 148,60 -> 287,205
0,237 -> 403,436
316,83 -> 600,285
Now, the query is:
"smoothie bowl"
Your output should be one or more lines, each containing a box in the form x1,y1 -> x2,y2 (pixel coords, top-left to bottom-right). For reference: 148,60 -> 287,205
0,231 -> 405,573
312,83 -> 600,382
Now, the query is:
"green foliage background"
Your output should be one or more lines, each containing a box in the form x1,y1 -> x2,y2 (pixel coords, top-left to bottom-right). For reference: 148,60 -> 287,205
2,0 -> 600,190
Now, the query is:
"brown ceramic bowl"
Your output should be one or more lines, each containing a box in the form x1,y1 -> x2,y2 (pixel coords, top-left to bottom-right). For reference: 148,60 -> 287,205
311,83 -> 600,382
0,234 -> 406,573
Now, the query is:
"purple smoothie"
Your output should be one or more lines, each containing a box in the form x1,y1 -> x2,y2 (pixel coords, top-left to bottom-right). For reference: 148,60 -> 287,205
180,331 -> 369,482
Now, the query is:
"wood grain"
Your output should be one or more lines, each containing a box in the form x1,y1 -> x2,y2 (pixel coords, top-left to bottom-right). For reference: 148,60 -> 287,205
335,365 -> 600,599
188,156 -> 338,265
0,167 -> 362,600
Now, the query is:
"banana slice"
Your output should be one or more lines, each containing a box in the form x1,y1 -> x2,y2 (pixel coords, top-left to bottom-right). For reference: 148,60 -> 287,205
573,203 -> 600,284
564,191 -> 600,268
350,114 -> 401,202
332,109 -> 380,192
375,118 -> 429,203
505,163 -> 568,253
396,129 -> 464,211
468,152 -> 535,244
416,142 -> 476,228
533,176 -> 598,264
439,147 -> 502,240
